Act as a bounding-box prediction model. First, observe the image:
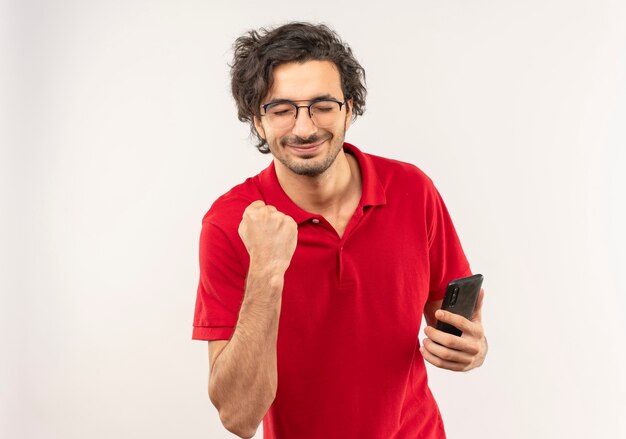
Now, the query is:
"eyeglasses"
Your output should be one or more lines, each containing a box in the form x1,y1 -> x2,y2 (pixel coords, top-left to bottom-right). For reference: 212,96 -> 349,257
259,99 -> 346,129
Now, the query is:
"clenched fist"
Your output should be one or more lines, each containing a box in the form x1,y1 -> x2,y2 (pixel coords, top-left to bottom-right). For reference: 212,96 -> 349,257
238,200 -> 298,275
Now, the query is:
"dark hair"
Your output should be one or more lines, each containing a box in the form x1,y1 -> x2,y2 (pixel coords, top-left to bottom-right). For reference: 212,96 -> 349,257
230,22 -> 367,153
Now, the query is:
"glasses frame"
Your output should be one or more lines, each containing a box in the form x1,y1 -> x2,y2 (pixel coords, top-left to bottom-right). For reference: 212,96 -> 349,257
259,98 -> 347,126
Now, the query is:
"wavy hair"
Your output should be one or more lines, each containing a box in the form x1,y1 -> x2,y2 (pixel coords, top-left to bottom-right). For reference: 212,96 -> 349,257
230,22 -> 367,153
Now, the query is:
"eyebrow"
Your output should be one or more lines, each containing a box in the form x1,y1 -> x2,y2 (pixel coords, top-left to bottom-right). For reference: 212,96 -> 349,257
264,94 -> 341,105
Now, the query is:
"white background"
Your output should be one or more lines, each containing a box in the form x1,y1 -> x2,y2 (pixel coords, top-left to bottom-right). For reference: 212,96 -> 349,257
2,1 -> 625,438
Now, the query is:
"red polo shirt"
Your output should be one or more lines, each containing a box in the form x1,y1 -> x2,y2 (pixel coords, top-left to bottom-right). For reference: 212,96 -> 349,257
193,142 -> 471,439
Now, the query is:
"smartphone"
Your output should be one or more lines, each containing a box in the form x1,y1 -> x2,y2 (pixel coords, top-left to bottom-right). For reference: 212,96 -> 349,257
435,274 -> 483,337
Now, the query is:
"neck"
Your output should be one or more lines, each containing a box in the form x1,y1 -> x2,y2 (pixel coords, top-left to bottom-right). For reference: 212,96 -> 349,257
274,150 -> 361,215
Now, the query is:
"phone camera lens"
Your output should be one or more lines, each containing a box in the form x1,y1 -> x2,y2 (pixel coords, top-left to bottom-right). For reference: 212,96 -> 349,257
450,287 -> 459,306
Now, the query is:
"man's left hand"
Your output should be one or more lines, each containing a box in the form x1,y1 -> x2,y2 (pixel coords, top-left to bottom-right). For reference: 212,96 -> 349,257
420,288 -> 487,372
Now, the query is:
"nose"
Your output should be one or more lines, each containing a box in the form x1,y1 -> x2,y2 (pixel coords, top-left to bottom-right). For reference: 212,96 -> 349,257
291,106 -> 318,139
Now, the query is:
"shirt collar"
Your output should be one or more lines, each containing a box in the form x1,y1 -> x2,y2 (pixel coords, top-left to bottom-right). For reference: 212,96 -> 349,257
256,142 -> 387,224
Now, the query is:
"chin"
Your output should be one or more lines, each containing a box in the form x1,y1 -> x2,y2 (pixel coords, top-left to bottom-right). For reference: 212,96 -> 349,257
285,155 -> 336,177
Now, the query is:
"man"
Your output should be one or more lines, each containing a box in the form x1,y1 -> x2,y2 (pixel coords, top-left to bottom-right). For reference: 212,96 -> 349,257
192,22 -> 487,439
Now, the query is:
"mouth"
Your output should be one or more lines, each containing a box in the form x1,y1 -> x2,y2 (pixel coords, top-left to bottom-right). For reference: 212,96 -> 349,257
286,139 -> 326,154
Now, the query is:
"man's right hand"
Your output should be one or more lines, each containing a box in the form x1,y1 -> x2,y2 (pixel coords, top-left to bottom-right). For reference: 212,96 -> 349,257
238,200 -> 298,274
212,201 -> 295,438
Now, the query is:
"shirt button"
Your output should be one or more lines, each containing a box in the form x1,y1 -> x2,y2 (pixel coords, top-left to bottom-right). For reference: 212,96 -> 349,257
311,218 -> 320,224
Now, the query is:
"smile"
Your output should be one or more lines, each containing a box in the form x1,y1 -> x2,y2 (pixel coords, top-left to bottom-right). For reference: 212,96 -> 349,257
285,139 -> 326,154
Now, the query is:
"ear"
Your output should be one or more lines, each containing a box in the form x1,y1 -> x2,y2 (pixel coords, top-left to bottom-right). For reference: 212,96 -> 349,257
253,116 -> 266,140
344,98 -> 353,131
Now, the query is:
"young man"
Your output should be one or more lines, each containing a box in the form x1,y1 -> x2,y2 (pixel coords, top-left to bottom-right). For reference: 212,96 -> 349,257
192,22 -> 487,439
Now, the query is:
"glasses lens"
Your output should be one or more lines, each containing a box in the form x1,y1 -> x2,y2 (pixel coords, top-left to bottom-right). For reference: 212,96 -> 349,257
310,101 -> 341,127
265,103 -> 297,129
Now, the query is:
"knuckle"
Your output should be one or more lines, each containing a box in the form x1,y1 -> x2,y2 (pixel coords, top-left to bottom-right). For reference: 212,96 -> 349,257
467,341 -> 480,355
457,319 -> 471,333
441,333 -> 456,347
439,350 -> 455,361
446,338 -> 460,350
243,206 -> 257,218
284,215 -> 297,228
451,336 -> 468,351
245,201 -> 261,213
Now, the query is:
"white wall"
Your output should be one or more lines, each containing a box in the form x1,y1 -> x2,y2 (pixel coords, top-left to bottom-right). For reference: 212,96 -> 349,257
2,0 -> 625,438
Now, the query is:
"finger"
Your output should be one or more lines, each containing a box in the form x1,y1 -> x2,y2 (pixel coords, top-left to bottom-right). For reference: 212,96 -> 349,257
423,326 -> 479,354
434,309 -> 474,334
421,337 -> 474,364
248,200 -> 266,208
244,200 -> 267,217
419,346 -> 467,372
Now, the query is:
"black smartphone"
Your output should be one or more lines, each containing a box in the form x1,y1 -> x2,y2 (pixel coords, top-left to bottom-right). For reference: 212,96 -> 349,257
435,274 -> 483,337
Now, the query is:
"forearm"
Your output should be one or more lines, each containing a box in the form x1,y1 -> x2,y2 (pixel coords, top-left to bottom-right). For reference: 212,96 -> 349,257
209,267 -> 283,438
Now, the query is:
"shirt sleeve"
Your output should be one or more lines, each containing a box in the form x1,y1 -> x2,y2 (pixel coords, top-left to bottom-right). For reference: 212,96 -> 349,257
192,218 -> 247,341
426,184 -> 472,301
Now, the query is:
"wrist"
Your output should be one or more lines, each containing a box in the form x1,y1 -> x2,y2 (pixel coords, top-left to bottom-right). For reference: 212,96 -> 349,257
249,255 -> 289,278
247,259 -> 286,289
